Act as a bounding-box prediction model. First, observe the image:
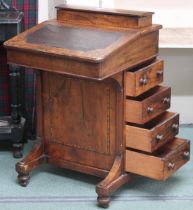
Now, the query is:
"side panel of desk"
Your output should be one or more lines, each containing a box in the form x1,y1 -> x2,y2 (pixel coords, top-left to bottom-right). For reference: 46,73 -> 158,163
41,72 -> 119,171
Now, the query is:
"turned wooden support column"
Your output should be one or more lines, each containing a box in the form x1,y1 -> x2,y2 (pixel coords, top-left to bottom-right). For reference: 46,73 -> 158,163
9,64 -> 22,124
9,64 -> 24,157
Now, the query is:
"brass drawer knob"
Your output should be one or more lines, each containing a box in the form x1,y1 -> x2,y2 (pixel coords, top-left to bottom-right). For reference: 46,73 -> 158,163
168,162 -> 175,170
140,77 -> 148,85
156,134 -> 163,141
183,151 -> 190,159
157,70 -> 163,77
147,106 -> 154,114
163,97 -> 170,104
172,124 -> 179,131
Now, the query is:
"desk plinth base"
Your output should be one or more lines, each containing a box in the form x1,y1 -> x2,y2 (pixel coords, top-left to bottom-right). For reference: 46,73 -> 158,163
15,73 -> 128,207
16,143 -> 129,208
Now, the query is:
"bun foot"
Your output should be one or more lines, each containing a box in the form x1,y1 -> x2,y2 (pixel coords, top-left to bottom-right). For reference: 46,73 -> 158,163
97,196 -> 110,208
18,173 -> 30,187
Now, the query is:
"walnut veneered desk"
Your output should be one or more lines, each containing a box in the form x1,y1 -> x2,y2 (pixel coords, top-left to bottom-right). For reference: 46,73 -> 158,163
4,5 -> 190,208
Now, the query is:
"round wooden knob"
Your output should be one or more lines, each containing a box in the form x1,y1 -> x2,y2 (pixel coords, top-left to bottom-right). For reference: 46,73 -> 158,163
156,134 -> 163,141
168,162 -> 175,170
140,77 -> 148,85
147,106 -> 154,114
163,97 -> 170,104
183,151 -> 190,159
172,124 -> 179,131
157,70 -> 163,77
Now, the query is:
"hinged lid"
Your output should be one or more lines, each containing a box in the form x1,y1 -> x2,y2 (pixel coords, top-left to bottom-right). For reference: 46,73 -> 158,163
56,4 -> 153,29
4,5 -> 161,80
56,4 -> 154,17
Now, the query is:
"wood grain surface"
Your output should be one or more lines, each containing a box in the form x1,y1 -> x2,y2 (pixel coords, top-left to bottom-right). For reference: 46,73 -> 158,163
126,112 -> 179,152
6,5 -> 190,207
57,8 -> 152,29
125,86 -> 171,124
125,138 -> 190,180
4,19 -> 161,80
125,59 -> 164,97
42,73 -> 117,170
56,4 -> 154,17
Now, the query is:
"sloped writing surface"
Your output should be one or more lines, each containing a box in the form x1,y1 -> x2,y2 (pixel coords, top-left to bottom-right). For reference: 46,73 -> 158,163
4,19 -> 160,79
26,24 -> 125,52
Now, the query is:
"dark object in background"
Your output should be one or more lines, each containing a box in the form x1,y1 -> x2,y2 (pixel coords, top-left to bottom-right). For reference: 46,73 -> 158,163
0,0 -> 26,158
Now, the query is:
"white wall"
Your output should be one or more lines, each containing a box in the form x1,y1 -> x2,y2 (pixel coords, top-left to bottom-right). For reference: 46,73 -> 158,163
48,0 -> 66,20
38,0 -> 49,23
160,49 -> 193,124
114,0 -> 193,28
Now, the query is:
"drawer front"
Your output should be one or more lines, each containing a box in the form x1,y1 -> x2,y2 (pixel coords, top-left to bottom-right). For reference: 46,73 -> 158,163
163,139 -> 190,180
126,112 -> 179,152
125,86 -> 171,124
125,138 -> 190,180
125,60 -> 164,97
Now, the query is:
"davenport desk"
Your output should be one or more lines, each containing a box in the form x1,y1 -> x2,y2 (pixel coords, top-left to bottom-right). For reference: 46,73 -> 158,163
4,5 -> 190,207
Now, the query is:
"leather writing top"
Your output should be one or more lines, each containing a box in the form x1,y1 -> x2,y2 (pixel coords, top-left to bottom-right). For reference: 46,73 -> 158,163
26,24 -> 125,52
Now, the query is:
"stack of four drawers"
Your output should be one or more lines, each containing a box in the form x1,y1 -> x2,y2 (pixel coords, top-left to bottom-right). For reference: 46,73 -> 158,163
124,59 -> 190,180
